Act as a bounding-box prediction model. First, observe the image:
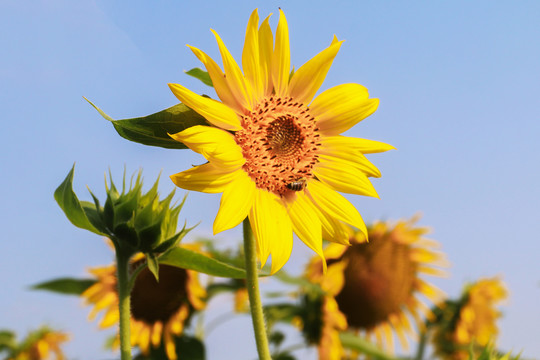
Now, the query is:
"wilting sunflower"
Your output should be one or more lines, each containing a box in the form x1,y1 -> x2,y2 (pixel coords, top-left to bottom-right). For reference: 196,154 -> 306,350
432,277 -> 508,360
303,217 -> 448,358
82,253 -> 206,360
168,8 -> 393,274
9,327 -> 69,360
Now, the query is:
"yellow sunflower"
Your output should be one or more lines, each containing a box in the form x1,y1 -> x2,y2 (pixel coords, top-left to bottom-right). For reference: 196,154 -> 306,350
433,277 -> 508,360
9,328 -> 69,360
304,217 -> 448,358
82,253 -> 206,360
168,8 -> 393,274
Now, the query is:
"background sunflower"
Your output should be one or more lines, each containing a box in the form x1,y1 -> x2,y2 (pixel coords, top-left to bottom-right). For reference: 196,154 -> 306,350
82,254 -> 206,360
303,217 -> 448,357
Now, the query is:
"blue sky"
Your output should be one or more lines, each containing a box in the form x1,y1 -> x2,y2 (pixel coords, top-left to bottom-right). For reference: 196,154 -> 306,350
1,1 -> 539,359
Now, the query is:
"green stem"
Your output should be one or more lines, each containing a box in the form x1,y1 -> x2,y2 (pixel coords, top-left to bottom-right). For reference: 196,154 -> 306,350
415,330 -> 427,360
115,250 -> 132,360
243,218 -> 271,360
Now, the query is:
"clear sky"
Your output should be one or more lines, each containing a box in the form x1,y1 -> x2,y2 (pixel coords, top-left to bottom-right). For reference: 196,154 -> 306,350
1,1 -> 539,359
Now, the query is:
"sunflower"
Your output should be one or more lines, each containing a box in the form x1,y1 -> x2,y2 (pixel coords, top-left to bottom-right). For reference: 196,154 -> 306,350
303,217 -> 448,358
432,277 -> 508,360
82,253 -> 206,360
9,327 -> 69,360
168,8 -> 393,274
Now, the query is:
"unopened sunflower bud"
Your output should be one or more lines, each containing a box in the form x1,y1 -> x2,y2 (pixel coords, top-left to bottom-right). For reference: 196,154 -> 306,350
92,170 -> 188,256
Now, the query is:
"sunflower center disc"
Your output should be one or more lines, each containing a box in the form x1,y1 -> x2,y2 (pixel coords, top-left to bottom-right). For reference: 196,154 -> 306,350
130,264 -> 188,323
235,96 -> 321,196
333,234 -> 417,329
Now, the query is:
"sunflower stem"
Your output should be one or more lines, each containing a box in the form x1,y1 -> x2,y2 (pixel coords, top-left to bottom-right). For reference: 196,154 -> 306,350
414,330 -> 428,360
115,249 -> 132,360
243,218 -> 272,360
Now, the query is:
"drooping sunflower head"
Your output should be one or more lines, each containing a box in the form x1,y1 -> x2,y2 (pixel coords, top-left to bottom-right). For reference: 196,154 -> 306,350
432,277 -> 508,360
305,217 -> 448,355
9,327 -> 69,360
169,8 -> 393,274
82,253 -> 206,360
297,261 -> 348,360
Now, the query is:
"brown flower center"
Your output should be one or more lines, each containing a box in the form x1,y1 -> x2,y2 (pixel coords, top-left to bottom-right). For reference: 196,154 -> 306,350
130,264 -> 188,324
235,96 -> 321,196
333,233 -> 417,329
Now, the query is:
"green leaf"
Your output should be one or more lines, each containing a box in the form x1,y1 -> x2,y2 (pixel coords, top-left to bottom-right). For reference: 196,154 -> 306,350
0,330 -> 16,352
185,67 -> 213,87
85,97 -> 208,149
138,222 -> 163,252
159,247 -> 247,278
175,335 -> 206,360
145,253 -> 160,282
54,165 -> 107,236
113,223 -> 139,248
339,331 -> 400,360
264,303 -> 300,328
80,201 -> 109,234
30,277 -> 96,296
152,230 -> 184,254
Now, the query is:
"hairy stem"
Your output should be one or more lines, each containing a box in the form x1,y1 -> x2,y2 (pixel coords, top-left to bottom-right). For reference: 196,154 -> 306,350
116,250 -> 132,360
243,218 -> 271,360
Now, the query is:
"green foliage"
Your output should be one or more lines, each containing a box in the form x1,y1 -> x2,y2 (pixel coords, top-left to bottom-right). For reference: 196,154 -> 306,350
160,247 -> 247,278
85,97 -> 208,149
185,68 -> 213,87
264,303 -> 300,330
339,331 -> 401,360
0,330 -> 16,354
30,277 -> 96,296
468,343 -> 522,360
55,166 -> 190,260
54,164 -> 107,236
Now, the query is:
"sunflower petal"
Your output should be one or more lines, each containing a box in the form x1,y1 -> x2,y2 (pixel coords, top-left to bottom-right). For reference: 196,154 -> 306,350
307,180 -> 368,239
272,9 -> 290,97
211,29 -> 254,110
137,326 -> 151,354
310,83 -> 379,136
289,39 -> 343,105
288,192 -> 325,270
213,171 -> 256,234
151,322 -> 163,347
318,151 -> 381,178
169,125 -> 244,169
249,190 -> 293,274
164,332 -> 177,360
99,309 -> 119,329
314,159 -> 379,198
242,9 -> 263,101
313,202 -> 350,245
168,83 -> 241,130
170,163 -> 239,193
258,14 -> 274,97
321,135 -> 396,154
187,45 -> 244,113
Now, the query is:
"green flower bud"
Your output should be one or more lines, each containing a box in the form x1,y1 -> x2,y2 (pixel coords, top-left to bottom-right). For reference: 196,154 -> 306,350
105,170 -> 187,255
55,165 -> 190,260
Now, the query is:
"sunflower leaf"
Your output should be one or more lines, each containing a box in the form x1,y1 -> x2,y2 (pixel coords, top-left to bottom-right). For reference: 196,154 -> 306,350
339,331 -> 400,360
30,277 -> 96,296
185,67 -> 213,87
145,253 -> 160,282
159,247 -> 247,278
0,330 -> 16,352
84,97 -> 209,149
54,165 -> 107,236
